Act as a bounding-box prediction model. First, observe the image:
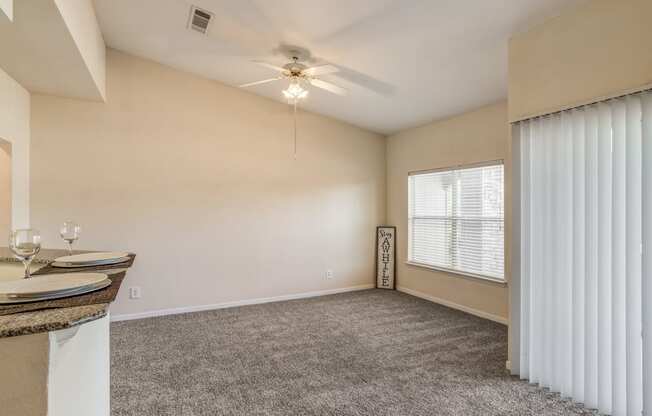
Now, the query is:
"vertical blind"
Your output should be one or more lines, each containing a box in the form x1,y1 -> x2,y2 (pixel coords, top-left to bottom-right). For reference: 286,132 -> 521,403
516,90 -> 652,415
408,162 -> 504,280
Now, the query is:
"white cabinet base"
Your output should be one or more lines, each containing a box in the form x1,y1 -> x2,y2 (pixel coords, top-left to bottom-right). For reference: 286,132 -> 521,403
48,314 -> 110,416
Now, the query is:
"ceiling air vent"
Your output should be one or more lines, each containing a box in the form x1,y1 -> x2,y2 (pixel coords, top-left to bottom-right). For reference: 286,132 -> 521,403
188,6 -> 212,34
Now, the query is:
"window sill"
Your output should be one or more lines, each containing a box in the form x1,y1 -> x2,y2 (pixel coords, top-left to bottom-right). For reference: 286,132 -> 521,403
405,261 -> 507,286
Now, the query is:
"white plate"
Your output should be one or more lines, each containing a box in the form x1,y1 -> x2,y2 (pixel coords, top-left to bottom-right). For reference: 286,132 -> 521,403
0,272 -> 108,297
51,258 -> 130,268
53,252 -> 130,267
0,279 -> 111,304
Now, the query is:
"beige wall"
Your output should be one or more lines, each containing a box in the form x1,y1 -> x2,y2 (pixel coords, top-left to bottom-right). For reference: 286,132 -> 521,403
0,66 -> 30,229
0,332 -> 49,416
0,140 -> 10,243
509,0 -> 652,122
0,0 -> 105,101
386,101 -> 509,322
30,49 -> 386,316
54,0 -> 106,100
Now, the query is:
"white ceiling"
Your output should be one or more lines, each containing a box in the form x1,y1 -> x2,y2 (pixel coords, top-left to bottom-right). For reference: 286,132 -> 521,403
93,0 -> 583,135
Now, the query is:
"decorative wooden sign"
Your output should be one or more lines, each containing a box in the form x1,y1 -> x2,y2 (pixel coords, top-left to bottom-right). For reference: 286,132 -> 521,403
376,226 -> 396,289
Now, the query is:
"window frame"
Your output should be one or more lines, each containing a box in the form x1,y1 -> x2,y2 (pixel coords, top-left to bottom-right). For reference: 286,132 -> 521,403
406,159 -> 506,285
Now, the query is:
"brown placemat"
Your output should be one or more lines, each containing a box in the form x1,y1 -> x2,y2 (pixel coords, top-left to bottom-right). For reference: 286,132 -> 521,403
0,254 -> 135,316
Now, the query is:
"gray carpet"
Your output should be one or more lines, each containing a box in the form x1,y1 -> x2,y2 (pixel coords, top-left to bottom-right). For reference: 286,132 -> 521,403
111,289 -> 596,415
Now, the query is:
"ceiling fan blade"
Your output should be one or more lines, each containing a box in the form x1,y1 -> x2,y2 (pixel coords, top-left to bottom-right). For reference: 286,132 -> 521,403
310,78 -> 347,96
239,77 -> 282,88
252,61 -> 287,73
331,66 -> 396,97
303,64 -> 339,77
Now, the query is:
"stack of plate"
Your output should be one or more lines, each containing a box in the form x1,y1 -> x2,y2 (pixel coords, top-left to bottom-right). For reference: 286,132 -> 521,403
0,273 -> 111,304
52,252 -> 130,268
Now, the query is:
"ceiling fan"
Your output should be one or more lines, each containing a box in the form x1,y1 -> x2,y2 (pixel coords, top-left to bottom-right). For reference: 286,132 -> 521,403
239,56 -> 347,101
238,47 -> 348,159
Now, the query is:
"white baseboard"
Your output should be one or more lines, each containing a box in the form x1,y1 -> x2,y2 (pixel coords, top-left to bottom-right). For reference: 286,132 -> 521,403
397,286 -> 508,325
111,284 -> 375,322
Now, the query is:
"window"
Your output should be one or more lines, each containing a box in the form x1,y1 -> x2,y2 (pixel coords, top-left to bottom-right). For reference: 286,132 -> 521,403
408,161 -> 504,280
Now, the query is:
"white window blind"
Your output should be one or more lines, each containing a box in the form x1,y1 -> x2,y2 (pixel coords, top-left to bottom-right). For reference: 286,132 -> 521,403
516,90 -> 652,416
408,162 -> 504,280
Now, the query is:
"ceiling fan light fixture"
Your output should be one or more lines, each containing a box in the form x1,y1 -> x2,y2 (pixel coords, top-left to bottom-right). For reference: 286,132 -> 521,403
282,80 -> 308,103
241,52 -> 347,159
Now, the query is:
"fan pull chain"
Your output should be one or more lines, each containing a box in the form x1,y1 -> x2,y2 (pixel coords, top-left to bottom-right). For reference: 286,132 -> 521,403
293,100 -> 297,159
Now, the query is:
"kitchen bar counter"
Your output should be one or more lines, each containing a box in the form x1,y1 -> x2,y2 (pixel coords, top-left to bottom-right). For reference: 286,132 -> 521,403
0,248 -> 135,338
0,248 -> 134,416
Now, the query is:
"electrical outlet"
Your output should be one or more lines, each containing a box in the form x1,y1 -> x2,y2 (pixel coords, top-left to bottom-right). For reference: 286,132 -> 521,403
326,269 -> 334,279
129,286 -> 141,299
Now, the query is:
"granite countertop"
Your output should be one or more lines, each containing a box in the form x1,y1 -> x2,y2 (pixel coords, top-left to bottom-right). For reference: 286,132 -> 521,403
0,248 -> 135,338
0,304 -> 108,337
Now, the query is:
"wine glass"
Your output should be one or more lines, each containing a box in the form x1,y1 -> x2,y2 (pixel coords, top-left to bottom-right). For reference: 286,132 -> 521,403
9,229 -> 41,279
60,221 -> 81,254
